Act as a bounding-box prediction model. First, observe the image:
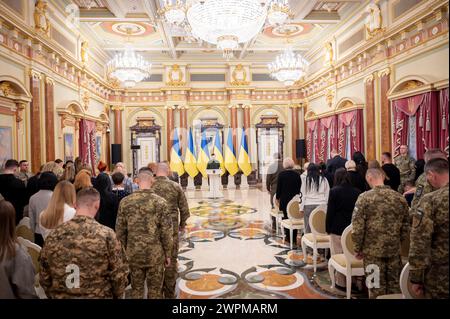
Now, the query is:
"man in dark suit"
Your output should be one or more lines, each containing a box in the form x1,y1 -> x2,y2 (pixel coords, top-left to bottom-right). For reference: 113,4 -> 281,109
326,150 -> 347,176
0,159 -> 27,224
266,153 -> 283,209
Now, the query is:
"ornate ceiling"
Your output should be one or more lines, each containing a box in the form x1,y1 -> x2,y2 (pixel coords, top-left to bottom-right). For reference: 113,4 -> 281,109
60,0 -> 364,63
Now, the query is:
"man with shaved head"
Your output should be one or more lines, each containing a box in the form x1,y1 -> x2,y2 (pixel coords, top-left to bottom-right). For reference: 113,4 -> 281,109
151,162 -> 190,299
116,167 -> 173,299
351,168 -> 410,298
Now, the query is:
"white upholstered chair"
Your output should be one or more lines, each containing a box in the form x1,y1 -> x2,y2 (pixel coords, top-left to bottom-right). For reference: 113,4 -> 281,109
270,209 -> 284,235
17,237 -> 47,299
281,197 -> 304,249
16,217 -> 34,243
301,205 -> 330,273
377,262 -> 416,299
328,225 -> 364,299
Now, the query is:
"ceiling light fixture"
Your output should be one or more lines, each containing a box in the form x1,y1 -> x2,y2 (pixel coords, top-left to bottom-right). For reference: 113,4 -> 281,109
268,46 -> 309,86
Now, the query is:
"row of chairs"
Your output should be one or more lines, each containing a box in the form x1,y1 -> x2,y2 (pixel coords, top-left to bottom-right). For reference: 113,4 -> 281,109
270,199 -> 415,299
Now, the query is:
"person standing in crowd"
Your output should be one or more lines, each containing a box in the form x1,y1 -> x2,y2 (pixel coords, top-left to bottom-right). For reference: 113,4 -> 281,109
266,153 -> 284,210
409,149 -> 448,213
300,163 -> 330,233
15,160 -> 33,186
319,162 -> 334,188
111,172 -> 131,202
93,173 -> 119,230
409,158 -> 448,299
39,187 -> 129,298
352,151 -> 369,184
97,161 -> 108,174
352,168 -> 410,299
151,162 -> 190,299
74,157 -> 83,174
368,160 -> 381,169
326,168 -> 361,289
394,144 -> 416,193
112,162 -> 136,194
162,160 -> 180,183
275,158 -> 302,220
39,181 -> 76,240
381,152 -> 401,191
28,172 -> 58,246
345,160 -> 366,193
326,150 -> 347,176
0,160 -> 26,225
26,164 -> 44,199
61,162 -> 75,183
0,200 -> 37,299
73,169 -> 93,193
116,168 -> 173,299
54,159 -> 64,169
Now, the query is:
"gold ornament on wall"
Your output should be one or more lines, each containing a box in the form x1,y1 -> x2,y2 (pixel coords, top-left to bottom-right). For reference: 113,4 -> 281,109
365,3 -> 384,39
0,82 -> 13,97
81,41 -> 89,64
81,90 -> 90,111
167,64 -> 186,86
326,89 -> 335,108
324,42 -> 334,67
34,0 -> 51,36
231,64 -> 250,86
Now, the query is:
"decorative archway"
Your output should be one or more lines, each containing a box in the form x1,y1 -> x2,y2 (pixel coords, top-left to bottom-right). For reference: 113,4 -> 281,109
387,76 -> 431,100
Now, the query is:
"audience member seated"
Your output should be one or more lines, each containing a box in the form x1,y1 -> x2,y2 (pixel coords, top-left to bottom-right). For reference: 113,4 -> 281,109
266,153 -> 283,210
0,160 -> 27,225
28,172 -> 58,246
93,173 -> 119,230
300,163 -> 330,233
0,200 -> 37,299
326,149 -> 347,176
111,172 -> 131,202
381,152 -> 401,191
345,160 -> 367,193
39,188 -> 129,298
39,181 -> 76,240
73,169 -> 93,193
326,168 -> 361,289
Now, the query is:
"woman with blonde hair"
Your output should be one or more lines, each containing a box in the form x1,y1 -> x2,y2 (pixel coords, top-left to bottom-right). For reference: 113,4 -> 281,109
73,170 -> 93,193
0,200 -> 37,298
39,181 -> 76,239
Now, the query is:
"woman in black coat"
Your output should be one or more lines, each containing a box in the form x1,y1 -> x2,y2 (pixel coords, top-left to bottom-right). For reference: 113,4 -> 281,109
326,168 -> 361,288
93,173 -> 119,230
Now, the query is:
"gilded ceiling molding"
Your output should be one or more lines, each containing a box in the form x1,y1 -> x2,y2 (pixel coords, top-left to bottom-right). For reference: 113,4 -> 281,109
28,69 -> 42,80
166,64 -> 186,87
230,64 -> 250,86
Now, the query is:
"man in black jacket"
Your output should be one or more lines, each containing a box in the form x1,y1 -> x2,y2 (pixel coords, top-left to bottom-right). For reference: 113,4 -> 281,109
266,153 -> 283,209
0,159 -> 27,224
381,152 -> 401,191
326,150 -> 347,176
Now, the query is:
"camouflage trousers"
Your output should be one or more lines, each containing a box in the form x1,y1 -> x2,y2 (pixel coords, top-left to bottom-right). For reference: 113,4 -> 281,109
130,264 -> 164,299
363,255 -> 402,299
163,233 -> 179,299
424,264 -> 449,299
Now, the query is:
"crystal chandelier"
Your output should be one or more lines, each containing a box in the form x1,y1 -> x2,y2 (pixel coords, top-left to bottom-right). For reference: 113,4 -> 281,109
268,47 -> 309,86
107,43 -> 151,88
267,0 -> 291,26
160,0 -> 292,59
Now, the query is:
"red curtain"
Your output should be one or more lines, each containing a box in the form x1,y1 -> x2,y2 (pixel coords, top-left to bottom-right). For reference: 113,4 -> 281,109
439,88 -> 449,155
337,110 -> 364,158
306,120 -> 318,163
319,115 -> 337,163
79,119 -> 97,175
392,91 -> 440,159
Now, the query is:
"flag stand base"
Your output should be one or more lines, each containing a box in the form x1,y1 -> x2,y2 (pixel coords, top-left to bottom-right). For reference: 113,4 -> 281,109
240,174 -> 249,190
201,177 -> 209,191
227,175 -> 236,189
186,177 -> 195,191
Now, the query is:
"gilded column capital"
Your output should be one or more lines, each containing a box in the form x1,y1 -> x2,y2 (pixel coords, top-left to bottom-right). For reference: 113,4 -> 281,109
45,76 -> 55,86
378,67 -> 391,78
111,105 -> 125,112
28,69 -> 42,80
364,73 -> 375,84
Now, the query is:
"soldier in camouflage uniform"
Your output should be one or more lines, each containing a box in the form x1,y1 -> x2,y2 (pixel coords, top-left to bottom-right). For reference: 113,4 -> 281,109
151,162 -> 190,299
394,145 -> 416,193
352,168 -> 410,299
39,187 -> 129,299
409,158 -> 449,299
116,167 -> 173,299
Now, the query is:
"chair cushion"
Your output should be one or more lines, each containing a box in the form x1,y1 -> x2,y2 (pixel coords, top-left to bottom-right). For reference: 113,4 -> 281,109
303,233 -> 330,243
376,294 -> 404,299
282,219 -> 304,227
331,254 -> 364,268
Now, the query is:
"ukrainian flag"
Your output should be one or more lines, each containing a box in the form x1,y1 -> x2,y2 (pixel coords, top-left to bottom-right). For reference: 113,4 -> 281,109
169,128 -> 185,176
213,130 -> 225,175
224,128 -> 239,176
184,127 -> 198,178
238,127 -> 252,176
197,130 -> 210,177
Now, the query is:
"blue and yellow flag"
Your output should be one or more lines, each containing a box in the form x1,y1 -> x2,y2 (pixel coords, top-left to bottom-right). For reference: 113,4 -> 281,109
213,130 -> 225,175
197,130 -> 210,177
238,128 -> 252,176
184,127 -> 199,178
170,128 -> 185,176
224,128 -> 239,176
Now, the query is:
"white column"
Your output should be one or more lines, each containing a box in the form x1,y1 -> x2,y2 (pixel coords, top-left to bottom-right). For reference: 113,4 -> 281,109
201,177 -> 209,191
227,175 -> 236,189
240,174 -> 249,189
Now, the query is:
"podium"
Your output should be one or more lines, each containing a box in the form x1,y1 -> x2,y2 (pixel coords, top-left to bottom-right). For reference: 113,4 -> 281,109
206,169 -> 223,199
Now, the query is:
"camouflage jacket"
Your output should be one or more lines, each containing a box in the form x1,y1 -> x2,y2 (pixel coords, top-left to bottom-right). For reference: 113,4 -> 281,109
352,185 -> 410,257
39,215 -> 129,299
116,189 -> 173,267
409,185 -> 449,283
394,155 -> 416,180
411,172 -> 437,212
151,176 -> 190,232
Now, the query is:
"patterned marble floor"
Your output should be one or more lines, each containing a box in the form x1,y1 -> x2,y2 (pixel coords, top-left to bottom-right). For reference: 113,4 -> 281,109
175,187 -> 365,299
